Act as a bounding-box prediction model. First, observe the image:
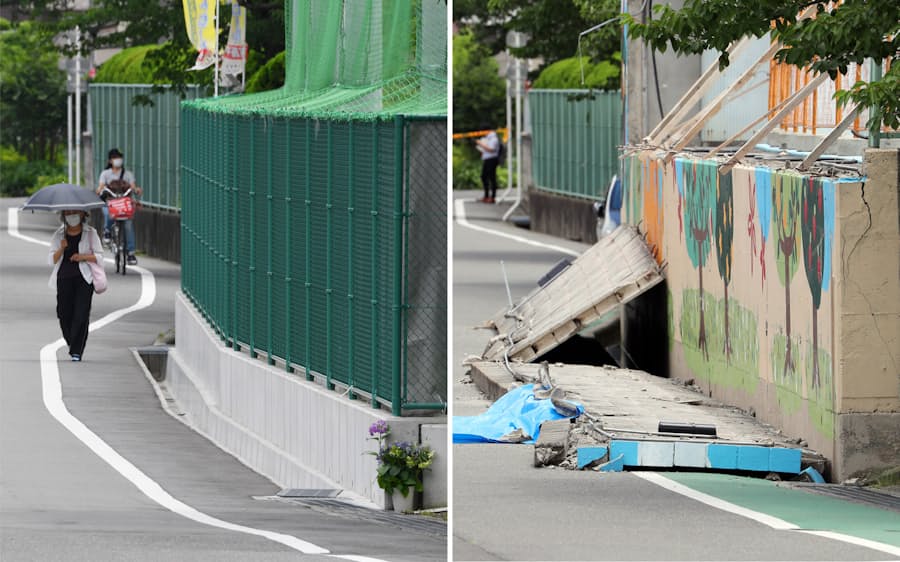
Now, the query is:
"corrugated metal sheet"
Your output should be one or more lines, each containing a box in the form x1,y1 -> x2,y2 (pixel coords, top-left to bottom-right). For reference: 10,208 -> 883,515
529,89 -> 622,200
89,84 -> 203,211
481,226 -> 662,363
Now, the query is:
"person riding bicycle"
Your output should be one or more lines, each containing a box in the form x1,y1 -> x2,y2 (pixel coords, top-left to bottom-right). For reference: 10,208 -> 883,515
96,148 -> 142,265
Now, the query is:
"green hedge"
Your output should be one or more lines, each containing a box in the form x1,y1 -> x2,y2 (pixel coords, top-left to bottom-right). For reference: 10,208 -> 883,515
533,54 -> 621,90
245,51 -> 285,93
93,45 -> 162,83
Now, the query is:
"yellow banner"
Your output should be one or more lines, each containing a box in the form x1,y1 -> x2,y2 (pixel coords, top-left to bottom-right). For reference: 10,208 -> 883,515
183,0 -> 218,70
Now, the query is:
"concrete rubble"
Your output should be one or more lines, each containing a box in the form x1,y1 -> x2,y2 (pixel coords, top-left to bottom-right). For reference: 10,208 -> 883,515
467,361 -> 829,478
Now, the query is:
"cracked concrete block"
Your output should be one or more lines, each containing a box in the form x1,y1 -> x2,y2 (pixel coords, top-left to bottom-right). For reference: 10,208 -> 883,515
534,419 -> 571,467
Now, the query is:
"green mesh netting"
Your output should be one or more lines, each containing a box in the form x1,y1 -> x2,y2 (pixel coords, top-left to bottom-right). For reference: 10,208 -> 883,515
184,0 -> 447,119
180,1 -> 447,415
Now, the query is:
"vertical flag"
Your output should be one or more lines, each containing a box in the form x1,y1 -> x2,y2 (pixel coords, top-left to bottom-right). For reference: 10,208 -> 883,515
221,0 -> 248,77
183,0 -> 218,70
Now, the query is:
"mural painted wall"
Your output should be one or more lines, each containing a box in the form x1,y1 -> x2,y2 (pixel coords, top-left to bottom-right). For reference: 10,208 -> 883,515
624,152 -> 852,454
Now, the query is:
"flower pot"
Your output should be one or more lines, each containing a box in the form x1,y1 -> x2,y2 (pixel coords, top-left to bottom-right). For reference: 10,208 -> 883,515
391,489 -> 415,513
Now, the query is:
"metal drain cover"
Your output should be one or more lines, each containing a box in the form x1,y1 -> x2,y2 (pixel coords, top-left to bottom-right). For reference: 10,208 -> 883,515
277,488 -> 341,498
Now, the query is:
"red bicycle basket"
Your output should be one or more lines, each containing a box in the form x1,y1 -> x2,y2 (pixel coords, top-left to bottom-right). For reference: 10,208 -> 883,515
107,196 -> 135,220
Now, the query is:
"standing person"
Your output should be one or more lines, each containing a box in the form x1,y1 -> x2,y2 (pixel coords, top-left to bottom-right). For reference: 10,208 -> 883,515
96,148 -> 142,265
49,210 -> 103,362
475,126 -> 500,203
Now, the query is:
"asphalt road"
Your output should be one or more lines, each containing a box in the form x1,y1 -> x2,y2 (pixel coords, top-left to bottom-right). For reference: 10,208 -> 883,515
450,191 -> 898,561
0,198 -> 446,562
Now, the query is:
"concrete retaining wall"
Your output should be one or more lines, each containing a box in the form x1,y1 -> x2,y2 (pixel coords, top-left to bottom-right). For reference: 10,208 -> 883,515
166,292 -> 447,508
529,189 -> 598,243
620,148 -> 900,481
134,206 -> 181,263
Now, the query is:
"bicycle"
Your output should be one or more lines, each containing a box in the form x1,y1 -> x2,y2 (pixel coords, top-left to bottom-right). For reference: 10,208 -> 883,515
100,186 -> 136,275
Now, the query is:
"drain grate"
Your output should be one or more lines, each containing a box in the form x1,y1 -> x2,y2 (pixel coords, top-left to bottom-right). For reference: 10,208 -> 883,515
277,488 -> 341,498
787,483 -> 900,513
284,498 -> 447,537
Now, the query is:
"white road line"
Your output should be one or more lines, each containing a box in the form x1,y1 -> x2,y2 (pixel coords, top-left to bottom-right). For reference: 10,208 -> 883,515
635,472 -> 900,557
798,531 -> 900,558
454,198 -> 581,257
8,207 -> 392,560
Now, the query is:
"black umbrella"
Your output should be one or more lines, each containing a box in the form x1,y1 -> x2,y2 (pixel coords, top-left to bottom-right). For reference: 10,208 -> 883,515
22,183 -> 105,212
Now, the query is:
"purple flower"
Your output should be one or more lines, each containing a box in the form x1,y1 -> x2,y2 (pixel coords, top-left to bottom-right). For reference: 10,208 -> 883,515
368,419 -> 389,437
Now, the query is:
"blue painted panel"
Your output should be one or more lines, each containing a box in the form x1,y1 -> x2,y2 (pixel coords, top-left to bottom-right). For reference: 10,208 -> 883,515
707,444 -> 738,469
737,446 -> 771,472
577,446 -> 609,469
609,441 -> 640,466
600,453 -> 625,472
769,447 -> 802,473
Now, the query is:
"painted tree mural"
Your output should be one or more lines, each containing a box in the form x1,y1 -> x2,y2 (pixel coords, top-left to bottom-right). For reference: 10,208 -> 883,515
747,176 -> 757,276
772,172 -> 803,376
754,167 -> 772,287
801,177 -> 825,388
715,170 -> 734,359
675,159 -> 685,240
683,160 -> 717,359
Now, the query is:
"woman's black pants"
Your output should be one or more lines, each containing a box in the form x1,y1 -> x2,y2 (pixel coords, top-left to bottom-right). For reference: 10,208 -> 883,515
57,275 -> 93,356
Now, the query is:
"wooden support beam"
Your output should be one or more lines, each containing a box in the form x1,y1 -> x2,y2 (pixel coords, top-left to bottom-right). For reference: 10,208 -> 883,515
720,72 -> 830,174
707,84 -> 803,157
797,104 -> 861,171
647,38 -> 749,144
665,41 -> 782,153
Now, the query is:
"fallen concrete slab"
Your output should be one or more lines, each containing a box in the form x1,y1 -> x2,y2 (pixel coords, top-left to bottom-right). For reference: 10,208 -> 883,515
480,226 -> 663,363
468,361 -> 827,475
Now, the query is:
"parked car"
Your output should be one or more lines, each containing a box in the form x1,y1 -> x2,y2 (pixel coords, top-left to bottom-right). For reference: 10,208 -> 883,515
593,175 -> 622,241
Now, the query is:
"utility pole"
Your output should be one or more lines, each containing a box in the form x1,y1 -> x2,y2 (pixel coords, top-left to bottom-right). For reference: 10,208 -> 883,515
75,26 -> 82,185
502,31 -> 528,222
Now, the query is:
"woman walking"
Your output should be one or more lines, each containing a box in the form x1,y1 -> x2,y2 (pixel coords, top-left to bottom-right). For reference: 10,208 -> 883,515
49,210 -> 103,361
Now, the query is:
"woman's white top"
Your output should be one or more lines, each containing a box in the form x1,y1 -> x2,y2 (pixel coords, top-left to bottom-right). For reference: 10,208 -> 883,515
47,225 -> 103,289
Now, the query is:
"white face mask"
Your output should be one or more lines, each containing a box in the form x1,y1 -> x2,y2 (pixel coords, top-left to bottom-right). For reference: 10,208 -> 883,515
65,214 -> 82,227
112,158 -> 123,168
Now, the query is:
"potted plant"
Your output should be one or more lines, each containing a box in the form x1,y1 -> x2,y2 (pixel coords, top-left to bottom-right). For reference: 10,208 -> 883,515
367,420 -> 435,512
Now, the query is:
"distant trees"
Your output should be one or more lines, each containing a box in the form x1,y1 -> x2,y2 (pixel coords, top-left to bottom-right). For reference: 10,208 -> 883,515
0,18 -> 67,195
455,0 -> 620,75
452,29 -> 505,134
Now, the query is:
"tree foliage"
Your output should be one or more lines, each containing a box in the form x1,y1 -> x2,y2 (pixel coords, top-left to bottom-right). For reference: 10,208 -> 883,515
0,19 -> 67,163
245,51 -> 285,93
452,29 -> 505,133
22,0 -> 284,98
456,0 -> 620,72
625,0 -> 900,130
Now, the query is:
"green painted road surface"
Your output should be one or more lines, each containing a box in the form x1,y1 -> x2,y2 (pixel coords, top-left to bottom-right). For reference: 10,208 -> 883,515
666,472 -> 900,546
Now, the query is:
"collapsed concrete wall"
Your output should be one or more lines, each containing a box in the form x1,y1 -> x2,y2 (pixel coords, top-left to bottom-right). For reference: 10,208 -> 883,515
621,148 -> 899,480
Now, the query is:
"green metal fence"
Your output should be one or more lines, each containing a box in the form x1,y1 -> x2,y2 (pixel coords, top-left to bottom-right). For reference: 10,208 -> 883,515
180,0 -> 447,415
90,84 -> 203,210
529,89 -> 622,200
181,114 -> 446,415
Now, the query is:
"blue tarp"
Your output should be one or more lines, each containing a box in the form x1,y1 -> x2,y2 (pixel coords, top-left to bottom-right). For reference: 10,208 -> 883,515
452,384 -> 584,444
